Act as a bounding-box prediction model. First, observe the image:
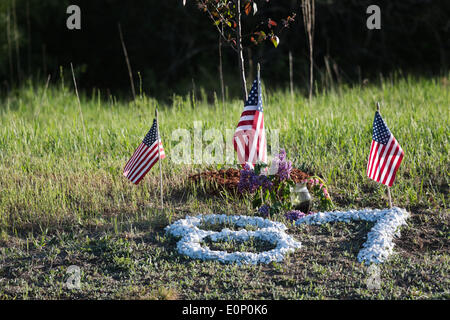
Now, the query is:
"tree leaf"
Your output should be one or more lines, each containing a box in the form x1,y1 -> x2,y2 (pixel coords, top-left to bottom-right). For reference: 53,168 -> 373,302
244,2 -> 251,15
271,35 -> 279,48
255,30 -> 266,41
268,19 -> 277,28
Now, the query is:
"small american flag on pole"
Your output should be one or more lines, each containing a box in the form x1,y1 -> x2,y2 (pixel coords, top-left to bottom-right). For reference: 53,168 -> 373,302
123,119 -> 165,185
367,111 -> 404,187
233,76 -> 267,165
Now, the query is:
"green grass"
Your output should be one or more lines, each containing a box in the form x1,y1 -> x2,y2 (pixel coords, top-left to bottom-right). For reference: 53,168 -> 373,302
0,74 -> 448,299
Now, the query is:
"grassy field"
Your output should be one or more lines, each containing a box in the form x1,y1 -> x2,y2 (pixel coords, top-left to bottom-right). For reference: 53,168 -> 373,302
0,74 -> 448,299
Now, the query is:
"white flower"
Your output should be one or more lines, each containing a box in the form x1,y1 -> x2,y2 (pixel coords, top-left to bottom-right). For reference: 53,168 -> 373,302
165,214 -> 301,265
295,207 -> 409,265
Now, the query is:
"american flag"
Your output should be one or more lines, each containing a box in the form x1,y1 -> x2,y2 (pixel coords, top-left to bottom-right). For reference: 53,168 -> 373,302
233,77 -> 267,165
123,118 -> 165,185
367,111 -> 404,187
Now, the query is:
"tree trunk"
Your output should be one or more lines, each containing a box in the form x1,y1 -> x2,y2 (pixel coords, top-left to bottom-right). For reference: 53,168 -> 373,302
118,23 -> 136,101
219,27 -> 225,107
289,51 -> 294,99
235,0 -> 247,102
12,0 -> 22,83
26,0 -> 32,76
6,3 -> 14,85
302,0 -> 315,100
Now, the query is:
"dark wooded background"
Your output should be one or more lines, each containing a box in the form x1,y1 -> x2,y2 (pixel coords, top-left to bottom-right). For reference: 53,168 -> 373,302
0,0 -> 449,99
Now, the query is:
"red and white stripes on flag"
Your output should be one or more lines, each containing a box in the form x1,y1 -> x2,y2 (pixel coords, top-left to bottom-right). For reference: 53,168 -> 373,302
233,77 -> 267,166
123,119 -> 165,185
367,111 -> 404,187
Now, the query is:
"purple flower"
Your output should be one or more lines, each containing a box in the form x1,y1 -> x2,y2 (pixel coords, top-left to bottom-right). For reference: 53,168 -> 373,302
278,159 -> 292,181
238,162 -> 275,194
238,164 -> 260,194
285,210 -> 306,221
258,204 -> 270,217
274,148 -> 292,181
258,175 -> 274,192
278,149 -> 287,161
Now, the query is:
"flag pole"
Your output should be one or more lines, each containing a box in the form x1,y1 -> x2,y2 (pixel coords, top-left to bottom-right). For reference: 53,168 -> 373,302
387,181 -> 393,208
155,108 -> 164,208
257,62 -> 265,200
377,102 -> 393,209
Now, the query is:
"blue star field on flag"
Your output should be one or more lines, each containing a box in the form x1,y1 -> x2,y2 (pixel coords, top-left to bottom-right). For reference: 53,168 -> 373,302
245,79 -> 263,112
143,119 -> 160,147
367,111 -> 404,187
372,111 -> 391,145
